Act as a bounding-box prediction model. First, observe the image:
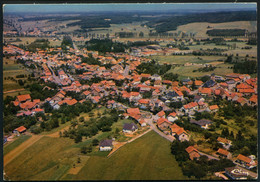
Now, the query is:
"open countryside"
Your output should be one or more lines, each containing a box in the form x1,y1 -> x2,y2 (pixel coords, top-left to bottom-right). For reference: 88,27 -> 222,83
3,3 -> 257,181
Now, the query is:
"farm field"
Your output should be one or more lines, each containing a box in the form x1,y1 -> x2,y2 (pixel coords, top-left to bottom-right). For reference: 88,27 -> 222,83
72,130 -> 186,180
3,59 -> 30,92
167,21 -> 257,38
150,55 -> 226,64
5,37 -> 62,47
4,131 -> 186,181
167,63 -> 233,80
4,135 -> 32,156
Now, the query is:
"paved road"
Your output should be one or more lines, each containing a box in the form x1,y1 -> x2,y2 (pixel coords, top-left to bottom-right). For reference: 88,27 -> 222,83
46,61 -> 62,85
145,116 -> 175,142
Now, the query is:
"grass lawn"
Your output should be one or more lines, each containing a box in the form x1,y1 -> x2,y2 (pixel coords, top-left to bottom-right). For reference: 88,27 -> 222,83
73,130 -> 187,180
4,135 -> 32,156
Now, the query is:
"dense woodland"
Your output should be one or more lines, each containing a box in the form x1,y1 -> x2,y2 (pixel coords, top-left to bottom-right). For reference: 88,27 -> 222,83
145,11 -> 256,33
206,29 -> 246,37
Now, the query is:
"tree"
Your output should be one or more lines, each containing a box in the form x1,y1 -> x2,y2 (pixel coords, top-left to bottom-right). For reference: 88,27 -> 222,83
81,146 -> 87,154
92,138 -> 99,146
74,134 -> 82,143
79,116 -> 85,123
77,157 -> 81,163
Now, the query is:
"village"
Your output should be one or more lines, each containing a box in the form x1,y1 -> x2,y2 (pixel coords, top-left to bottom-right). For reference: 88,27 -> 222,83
3,37 -> 258,180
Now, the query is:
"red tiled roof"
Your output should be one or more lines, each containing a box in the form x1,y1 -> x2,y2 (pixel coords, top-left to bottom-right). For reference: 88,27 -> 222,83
239,89 -> 255,93
217,148 -> 229,156
157,110 -> 165,117
249,95 -> 257,103
217,137 -> 231,144
195,80 -> 203,86
17,94 -> 31,102
237,154 -> 251,164
157,118 -> 171,125
186,146 -> 198,154
127,108 -> 140,115
168,112 -> 177,117
83,90 -> 91,96
209,105 -> 219,110
236,83 -> 252,89
199,87 -> 211,95
66,99 -> 77,106
138,99 -> 150,104
14,126 -> 27,133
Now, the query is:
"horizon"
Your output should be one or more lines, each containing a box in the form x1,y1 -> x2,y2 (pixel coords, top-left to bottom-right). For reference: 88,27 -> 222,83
3,3 -> 257,14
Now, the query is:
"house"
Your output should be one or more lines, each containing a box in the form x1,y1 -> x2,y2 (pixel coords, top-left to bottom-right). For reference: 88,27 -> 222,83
139,119 -> 147,127
249,94 -> 257,106
127,108 -> 141,115
157,118 -> 172,131
16,94 -> 31,103
171,124 -> 189,142
225,166 -> 257,180
181,102 -> 198,114
185,146 -> 200,160
99,139 -> 113,151
202,79 -> 216,88
198,87 -> 212,97
154,110 -> 165,121
217,137 -> 232,150
234,154 -> 257,169
13,126 -> 27,135
190,119 -> 212,129
123,123 -> 138,133
167,112 -> 178,122
216,148 -> 232,159
208,105 -> 219,112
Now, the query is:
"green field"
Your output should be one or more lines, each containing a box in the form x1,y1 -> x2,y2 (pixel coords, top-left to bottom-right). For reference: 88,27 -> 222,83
72,131 -> 186,180
167,21 -> 256,38
5,37 -> 62,47
3,59 -> 30,92
4,135 -> 32,156
150,55 -> 226,64
167,63 -> 233,79
5,131 -> 186,180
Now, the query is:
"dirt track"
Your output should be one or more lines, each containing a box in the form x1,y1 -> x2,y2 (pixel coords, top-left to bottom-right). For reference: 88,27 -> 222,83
4,135 -> 43,167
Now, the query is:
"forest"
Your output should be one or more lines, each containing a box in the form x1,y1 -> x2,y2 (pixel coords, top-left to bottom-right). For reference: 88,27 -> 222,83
206,29 -> 246,37
145,11 -> 256,33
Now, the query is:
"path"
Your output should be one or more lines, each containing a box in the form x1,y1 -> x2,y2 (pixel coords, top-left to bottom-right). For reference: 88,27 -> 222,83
3,88 -> 25,94
146,116 -> 175,142
107,128 -> 152,158
198,151 -> 220,160
4,135 -> 43,167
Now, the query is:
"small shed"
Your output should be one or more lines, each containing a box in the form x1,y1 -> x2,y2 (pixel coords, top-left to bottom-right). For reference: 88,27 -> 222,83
13,126 -> 27,135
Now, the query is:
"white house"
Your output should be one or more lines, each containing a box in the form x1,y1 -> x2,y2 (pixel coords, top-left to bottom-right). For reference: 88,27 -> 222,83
167,112 -> 178,122
99,139 -> 113,151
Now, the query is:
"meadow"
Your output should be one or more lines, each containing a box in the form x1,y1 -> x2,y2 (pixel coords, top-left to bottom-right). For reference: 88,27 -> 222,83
167,21 -> 256,38
4,130 -> 186,181
3,59 -> 30,92
4,135 -> 32,156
